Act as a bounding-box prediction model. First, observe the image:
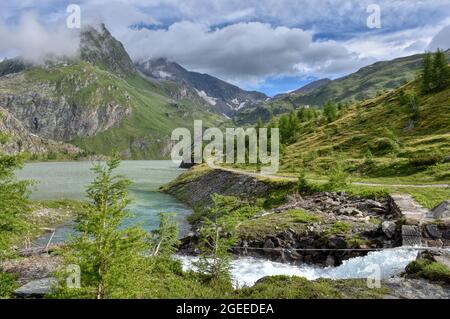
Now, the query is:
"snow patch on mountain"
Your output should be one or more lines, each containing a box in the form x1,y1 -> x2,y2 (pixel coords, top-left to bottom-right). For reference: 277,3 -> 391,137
195,89 -> 217,106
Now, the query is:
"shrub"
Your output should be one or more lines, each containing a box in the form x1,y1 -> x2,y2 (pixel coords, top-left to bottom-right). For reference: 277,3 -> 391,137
398,90 -> 421,120
408,150 -> 444,167
297,171 -> 320,194
370,137 -> 398,155
325,160 -> 349,191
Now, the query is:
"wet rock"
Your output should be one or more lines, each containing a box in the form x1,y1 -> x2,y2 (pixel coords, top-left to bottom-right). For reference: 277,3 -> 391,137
424,224 -> 443,239
381,221 -> 397,239
424,239 -> 444,247
328,236 -> 347,249
402,225 -> 422,246
325,256 -> 336,267
443,229 -> 450,240
263,238 -> 275,253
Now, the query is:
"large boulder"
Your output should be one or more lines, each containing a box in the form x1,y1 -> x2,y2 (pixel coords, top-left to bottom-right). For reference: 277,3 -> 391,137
430,201 -> 450,219
381,221 -> 397,239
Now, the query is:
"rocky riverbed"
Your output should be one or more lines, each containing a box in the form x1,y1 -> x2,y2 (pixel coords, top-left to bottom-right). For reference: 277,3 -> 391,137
179,191 -> 401,266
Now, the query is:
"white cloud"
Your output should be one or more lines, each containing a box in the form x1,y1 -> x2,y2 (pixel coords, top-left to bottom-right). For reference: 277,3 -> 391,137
1,0 -> 450,91
121,21 -> 365,83
0,12 -> 79,64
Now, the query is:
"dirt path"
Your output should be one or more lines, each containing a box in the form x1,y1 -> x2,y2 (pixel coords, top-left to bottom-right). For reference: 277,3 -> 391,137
208,163 -> 449,189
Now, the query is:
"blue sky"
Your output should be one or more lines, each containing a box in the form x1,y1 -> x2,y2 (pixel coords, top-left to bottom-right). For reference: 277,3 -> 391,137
1,0 -> 450,96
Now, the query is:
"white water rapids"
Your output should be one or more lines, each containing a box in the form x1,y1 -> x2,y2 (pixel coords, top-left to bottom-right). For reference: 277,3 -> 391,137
178,247 -> 422,287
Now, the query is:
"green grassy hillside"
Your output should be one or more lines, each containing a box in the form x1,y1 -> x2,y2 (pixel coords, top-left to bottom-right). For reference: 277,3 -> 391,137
281,80 -> 450,186
235,51 -> 450,125
20,62 -> 222,159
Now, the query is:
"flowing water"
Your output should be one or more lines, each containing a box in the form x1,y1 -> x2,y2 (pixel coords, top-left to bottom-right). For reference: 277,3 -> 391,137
18,161 -> 423,286
178,248 -> 420,287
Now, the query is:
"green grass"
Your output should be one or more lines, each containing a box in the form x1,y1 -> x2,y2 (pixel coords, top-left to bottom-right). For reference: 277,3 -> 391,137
236,276 -> 389,299
280,80 -> 450,182
406,258 -> 450,283
238,209 -> 322,240
0,271 -> 19,299
325,221 -> 352,236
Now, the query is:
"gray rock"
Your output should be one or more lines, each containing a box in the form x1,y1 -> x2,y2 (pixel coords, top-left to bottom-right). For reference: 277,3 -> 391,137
430,201 -> 450,219
325,256 -> 336,267
381,221 -> 397,239
338,207 -> 364,216
328,236 -> 347,249
424,224 -> 443,239
402,225 -> 422,246
14,278 -> 57,298
443,156 -> 450,163
366,199 -> 385,209
384,277 -> 450,299
263,238 -> 275,253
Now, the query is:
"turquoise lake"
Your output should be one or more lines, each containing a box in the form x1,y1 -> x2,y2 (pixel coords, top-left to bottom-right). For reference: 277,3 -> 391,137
16,161 -> 192,244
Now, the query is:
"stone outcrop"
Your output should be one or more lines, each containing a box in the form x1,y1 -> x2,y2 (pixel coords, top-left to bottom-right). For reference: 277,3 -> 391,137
165,168 -> 275,208
0,106 -> 84,156
383,277 -> 450,299
0,72 -> 131,142
14,278 -> 57,298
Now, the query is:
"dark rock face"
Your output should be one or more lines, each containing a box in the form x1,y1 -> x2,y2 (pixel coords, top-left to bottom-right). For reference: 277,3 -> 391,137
0,58 -> 31,77
179,160 -> 197,169
425,224 -> 442,239
80,24 -> 137,78
0,72 -> 131,142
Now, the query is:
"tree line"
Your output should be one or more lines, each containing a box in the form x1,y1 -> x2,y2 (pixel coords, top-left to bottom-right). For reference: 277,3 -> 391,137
421,49 -> 450,93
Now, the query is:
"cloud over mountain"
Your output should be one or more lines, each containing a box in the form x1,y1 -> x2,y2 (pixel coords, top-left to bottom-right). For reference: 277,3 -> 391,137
122,21 -> 367,85
0,12 -> 79,64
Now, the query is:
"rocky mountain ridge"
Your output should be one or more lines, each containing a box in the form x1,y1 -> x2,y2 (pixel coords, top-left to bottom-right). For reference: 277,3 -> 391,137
136,58 -> 267,116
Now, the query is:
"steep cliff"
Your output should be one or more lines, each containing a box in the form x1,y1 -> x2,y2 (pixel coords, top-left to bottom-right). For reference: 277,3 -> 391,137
0,106 -> 83,157
0,64 -> 132,142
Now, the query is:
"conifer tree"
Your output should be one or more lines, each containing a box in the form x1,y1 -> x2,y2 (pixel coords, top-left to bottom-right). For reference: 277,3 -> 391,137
0,131 -> 32,257
323,101 -> 338,123
432,49 -> 450,91
421,52 -> 433,93
62,156 -> 150,299
150,213 -> 179,258
194,195 -> 237,285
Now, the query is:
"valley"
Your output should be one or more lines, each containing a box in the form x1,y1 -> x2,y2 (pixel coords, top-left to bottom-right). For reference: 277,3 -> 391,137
1,17 -> 449,300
